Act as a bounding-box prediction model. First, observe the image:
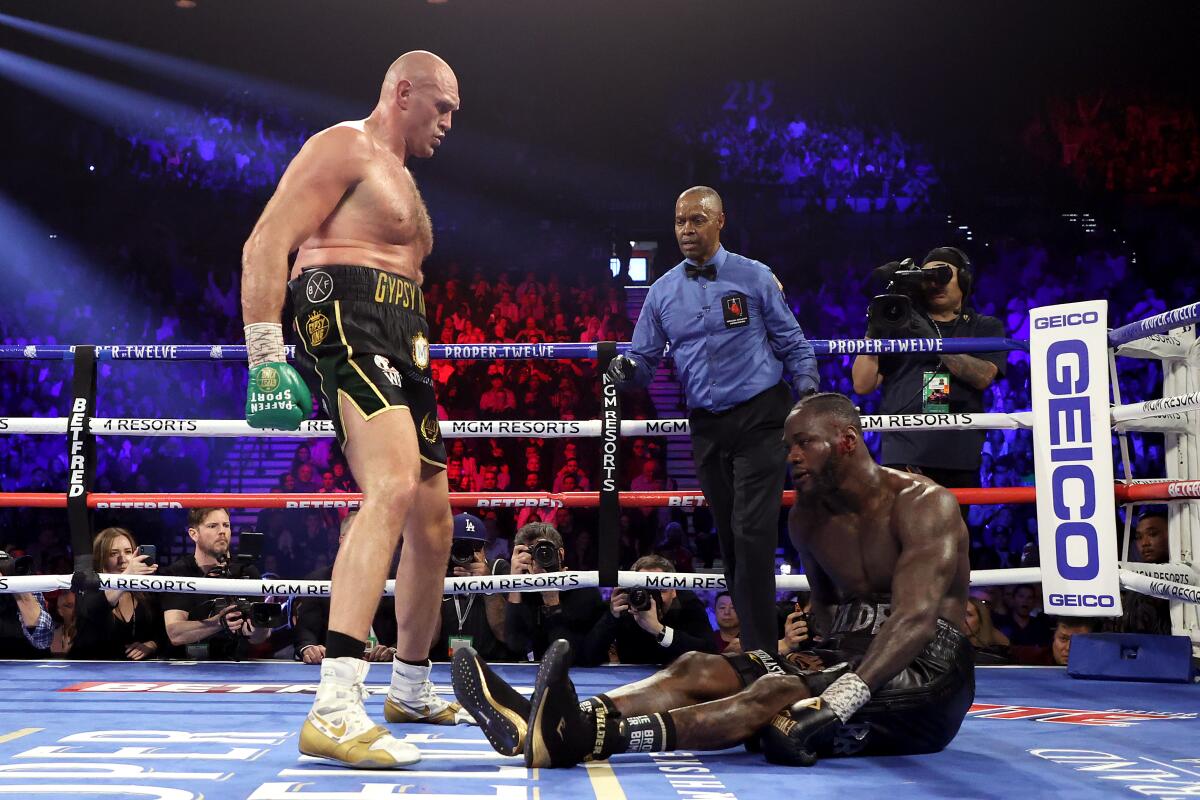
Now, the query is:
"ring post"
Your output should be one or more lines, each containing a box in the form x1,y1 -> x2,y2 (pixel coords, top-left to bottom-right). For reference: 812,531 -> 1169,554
66,345 -> 99,592
597,341 -> 621,587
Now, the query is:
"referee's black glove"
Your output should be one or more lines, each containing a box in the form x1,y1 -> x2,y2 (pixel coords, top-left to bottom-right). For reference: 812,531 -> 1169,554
792,376 -> 818,400
606,355 -> 636,384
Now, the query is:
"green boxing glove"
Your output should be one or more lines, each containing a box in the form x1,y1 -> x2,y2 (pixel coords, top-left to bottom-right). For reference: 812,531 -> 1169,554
246,362 -> 312,430
244,322 -> 311,430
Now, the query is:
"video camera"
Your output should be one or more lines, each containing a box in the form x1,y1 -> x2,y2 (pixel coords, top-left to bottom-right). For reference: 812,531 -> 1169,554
194,532 -> 284,631
866,258 -> 954,338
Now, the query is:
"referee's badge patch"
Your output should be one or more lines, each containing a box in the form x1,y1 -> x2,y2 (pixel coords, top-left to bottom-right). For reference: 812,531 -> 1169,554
722,292 -> 750,328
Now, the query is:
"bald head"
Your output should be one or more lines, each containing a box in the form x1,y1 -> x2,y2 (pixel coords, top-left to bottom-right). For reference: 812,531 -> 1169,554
674,186 -> 725,263
374,50 -> 460,160
678,186 -> 724,215
381,50 -> 457,99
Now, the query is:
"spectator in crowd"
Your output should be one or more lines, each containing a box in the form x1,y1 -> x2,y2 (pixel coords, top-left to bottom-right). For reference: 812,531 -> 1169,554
853,247 -> 1007,498
963,596 -> 1010,663
72,527 -> 165,660
1111,510 -> 1173,635
294,512 -> 396,665
160,508 -> 270,659
775,598 -> 811,660
1051,618 -> 1100,666
712,591 -> 741,654
579,554 -> 715,666
994,584 -> 1054,652
505,522 -> 605,661
0,550 -> 52,658
49,590 -> 77,656
431,513 -> 515,662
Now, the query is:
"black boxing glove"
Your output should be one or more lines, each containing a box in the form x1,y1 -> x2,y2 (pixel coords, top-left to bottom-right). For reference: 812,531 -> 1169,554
762,671 -> 871,767
762,700 -> 840,767
605,354 -> 636,384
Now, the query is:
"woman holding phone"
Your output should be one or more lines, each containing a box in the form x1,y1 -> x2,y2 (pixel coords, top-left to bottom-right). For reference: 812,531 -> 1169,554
71,527 -> 166,660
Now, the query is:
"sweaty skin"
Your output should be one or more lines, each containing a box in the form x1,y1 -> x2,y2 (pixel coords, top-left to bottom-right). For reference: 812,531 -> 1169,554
594,397 -> 969,751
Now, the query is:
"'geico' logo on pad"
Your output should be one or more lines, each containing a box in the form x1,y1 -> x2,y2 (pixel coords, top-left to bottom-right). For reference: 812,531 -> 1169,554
1047,593 -> 1116,608
1035,311 -> 1100,329
1045,339 -> 1102,583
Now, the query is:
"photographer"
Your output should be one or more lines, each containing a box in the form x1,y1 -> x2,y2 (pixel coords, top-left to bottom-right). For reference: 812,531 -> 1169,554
0,549 -> 52,658
160,508 -> 270,660
72,527 -> 166,660
852,247 -> 1006,492
579,554 -> 715,666
294,512 -> 396,665
504,521 -> 604,661
430,513 -> 515,662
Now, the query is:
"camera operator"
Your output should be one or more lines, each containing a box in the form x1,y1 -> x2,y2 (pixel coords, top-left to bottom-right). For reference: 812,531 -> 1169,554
852,247 -> 1007,492
579,554 -> 715,666
295,512 -> 396,665
0,549 -> 52,658
160,508 -> 270,660
431,513 -> 515,662
505,521 -> 604,661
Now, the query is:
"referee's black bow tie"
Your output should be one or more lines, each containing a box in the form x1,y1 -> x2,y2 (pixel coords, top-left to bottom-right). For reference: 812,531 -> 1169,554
685,263 -> 716,280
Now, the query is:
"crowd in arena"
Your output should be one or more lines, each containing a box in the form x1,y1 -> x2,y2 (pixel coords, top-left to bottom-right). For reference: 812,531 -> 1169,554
1023,93 -> 1200,194
673,108 -> 940,212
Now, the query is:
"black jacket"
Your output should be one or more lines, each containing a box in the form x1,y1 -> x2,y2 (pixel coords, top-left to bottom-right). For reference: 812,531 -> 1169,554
505,588 -> 606,661
579,591 -> 715,666
72,590 -> 167,660
293,565 -> 397,658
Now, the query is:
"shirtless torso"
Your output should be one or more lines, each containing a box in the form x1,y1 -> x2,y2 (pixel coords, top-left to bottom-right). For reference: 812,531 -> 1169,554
290,122 -> 433,284
794,466 -> 970,636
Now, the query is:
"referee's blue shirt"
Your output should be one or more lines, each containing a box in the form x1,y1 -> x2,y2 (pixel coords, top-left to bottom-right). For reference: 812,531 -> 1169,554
625,246 -> 819,413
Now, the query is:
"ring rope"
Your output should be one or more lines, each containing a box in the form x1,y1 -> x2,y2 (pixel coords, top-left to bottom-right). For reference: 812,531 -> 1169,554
2,564 -> 1193,601
0,336 -> 1030,362
0,480 -> 1196,510
0,391 -> 1193,439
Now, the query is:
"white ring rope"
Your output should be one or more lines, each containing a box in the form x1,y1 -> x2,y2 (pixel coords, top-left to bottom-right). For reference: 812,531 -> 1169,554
0,392 -> 1193,440
2,562 -> 1192,599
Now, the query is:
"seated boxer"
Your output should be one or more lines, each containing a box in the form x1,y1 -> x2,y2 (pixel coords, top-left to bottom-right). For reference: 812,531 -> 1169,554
453,392 -> 974,767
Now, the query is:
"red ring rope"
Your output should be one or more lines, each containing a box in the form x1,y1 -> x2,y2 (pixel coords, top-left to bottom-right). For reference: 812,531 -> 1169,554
0,481 -> 1193,509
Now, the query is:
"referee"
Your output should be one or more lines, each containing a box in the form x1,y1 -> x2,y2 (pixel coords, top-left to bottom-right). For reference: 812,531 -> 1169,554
608,186 -> 819,653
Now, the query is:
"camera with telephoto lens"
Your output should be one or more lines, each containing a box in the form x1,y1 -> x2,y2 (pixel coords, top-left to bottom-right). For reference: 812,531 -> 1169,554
194,532 -> 283,633
866,258 -> 953,338
627,588 -> 663,613
0,550 -> 33,577
448,539 -> 482,575
530,539 -> 561,571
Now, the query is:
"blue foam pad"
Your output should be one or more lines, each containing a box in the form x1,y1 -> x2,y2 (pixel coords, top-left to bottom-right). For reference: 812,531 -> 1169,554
1067,633 -> 1195,683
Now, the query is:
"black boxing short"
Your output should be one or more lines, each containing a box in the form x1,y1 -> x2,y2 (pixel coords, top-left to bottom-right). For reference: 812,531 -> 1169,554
730,597 -> 975,758
289,265 -> 446,469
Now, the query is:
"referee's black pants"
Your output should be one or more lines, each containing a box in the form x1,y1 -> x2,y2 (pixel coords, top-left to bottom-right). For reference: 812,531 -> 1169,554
689,382 -> 792,653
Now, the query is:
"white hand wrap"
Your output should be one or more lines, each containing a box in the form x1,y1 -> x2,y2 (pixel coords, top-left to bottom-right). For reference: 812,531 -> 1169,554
820,672 -> 871,723
244,323 -> 286,369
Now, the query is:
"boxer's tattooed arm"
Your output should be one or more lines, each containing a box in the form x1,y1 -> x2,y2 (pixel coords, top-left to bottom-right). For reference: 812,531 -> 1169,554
854,486 -> 965,692
937,353 -> 998,391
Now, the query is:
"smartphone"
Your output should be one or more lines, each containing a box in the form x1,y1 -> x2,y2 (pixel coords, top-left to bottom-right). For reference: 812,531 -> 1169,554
136,545 -> 157,561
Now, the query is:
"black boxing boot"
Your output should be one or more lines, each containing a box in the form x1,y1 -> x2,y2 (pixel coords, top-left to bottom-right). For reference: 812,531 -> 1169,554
525,639 -> 597,768
451,646 -> 530,757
